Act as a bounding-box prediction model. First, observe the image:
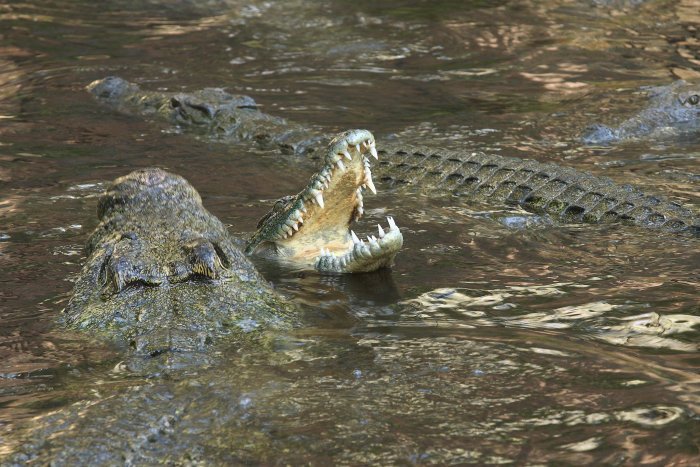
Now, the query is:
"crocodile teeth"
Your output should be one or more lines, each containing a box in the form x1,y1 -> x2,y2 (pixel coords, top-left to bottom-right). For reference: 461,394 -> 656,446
342,149 -> 352,161
355,144 -> 361,153
351,230 -> 361,244
377,224 -> 385,238
365,168 -> 377,194
387,216 -> 397,230
337,159 -> 346,171
369,141 -> 378,160
292,222 -> 299,231
308,189 -> 325,209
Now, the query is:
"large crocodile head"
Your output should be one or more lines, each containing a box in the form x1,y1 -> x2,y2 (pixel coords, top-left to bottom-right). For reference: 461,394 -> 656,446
246,130 -> 403,273
66,168 -> 294,357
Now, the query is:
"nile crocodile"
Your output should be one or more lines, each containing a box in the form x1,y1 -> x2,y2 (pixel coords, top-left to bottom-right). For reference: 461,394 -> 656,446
87,76 -> 699,262
582,80 -> 700,144
64,167 -> 298,356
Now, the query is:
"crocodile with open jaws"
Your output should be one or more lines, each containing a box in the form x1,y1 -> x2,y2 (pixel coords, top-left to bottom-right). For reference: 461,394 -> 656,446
88,77 -> 699,258
88,77 -> 700,254
581,80 -> 700,144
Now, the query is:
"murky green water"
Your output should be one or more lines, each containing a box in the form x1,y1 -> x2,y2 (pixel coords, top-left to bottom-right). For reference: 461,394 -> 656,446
1,0 -> 699,464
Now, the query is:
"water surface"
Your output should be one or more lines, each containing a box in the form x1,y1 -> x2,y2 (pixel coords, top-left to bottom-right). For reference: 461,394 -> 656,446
0,0 -> 699,463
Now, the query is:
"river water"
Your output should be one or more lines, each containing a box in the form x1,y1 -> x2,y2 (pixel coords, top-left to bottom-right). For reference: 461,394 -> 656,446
0,0 -> 699,464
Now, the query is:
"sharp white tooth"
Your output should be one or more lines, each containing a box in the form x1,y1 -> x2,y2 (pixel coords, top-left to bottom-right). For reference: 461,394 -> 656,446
297,216 -> 304,224
337,159 -> 346,171
319,248 -> 324,257
314,191 -> 324,208
365,173 -> 377,195
371,235 -> 378,242
342,149 -> 352,161
361,244 -> 371,257
387,216 -> 397,230
377,224 -> 385,238
355,144 -> 361,153
292,222 -> 299,231
351,230 -> 360,244
369,142 -> 378,160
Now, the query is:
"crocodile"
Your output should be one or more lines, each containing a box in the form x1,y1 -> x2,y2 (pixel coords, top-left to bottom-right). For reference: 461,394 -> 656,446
249,142 -> 699,259
87,77 -> 699,251
64,167 -> 300,357
581,80 -> 700,144
87,76 -> 327,155
245,129 -> 403,273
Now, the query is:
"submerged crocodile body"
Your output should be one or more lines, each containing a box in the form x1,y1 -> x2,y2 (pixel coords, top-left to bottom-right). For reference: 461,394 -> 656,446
87,76 -> 327,155
582,80 -> 700,144
65,167 -> 296,356
248,141 -> 698,263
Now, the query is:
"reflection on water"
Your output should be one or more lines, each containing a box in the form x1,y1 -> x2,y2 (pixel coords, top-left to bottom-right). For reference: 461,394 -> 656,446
0,0 -> 699,463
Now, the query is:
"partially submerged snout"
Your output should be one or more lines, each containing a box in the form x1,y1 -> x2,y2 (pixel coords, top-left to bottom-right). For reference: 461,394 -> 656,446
246,130 -> 403,273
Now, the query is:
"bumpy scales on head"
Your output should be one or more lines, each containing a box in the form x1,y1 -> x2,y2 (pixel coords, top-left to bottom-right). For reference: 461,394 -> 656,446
246,130 -> 403,273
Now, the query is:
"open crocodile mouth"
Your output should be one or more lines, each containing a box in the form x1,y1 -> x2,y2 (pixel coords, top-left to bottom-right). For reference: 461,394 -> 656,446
245,129 -> 403,273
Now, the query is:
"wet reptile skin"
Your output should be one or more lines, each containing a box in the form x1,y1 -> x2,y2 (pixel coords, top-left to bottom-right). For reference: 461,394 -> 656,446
64,168 -> 295,355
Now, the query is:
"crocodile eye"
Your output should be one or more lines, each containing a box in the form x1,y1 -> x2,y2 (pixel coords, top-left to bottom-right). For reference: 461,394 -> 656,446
686,94 -> 699,106
170,97 -> 181,108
